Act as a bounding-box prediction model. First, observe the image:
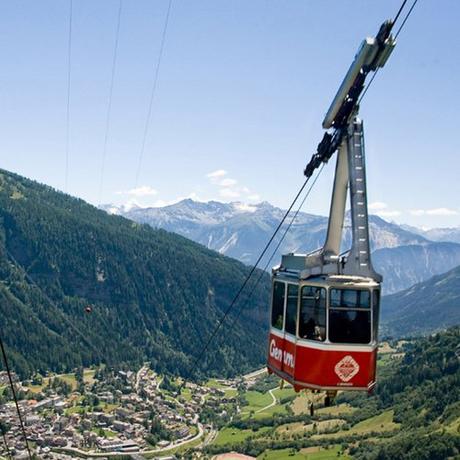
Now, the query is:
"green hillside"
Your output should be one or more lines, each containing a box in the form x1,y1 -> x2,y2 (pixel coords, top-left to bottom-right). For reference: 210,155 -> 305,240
0,169 -> 270,378
204,327 -> 460,460
381,265 -> 460,337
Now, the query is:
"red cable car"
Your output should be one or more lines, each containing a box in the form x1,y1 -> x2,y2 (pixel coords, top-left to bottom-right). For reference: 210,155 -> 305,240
267,19 -> 396,400
268,274 -> 380,393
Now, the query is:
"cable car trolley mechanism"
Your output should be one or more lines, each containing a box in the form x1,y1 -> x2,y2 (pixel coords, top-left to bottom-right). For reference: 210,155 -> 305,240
267,20 -> 397,401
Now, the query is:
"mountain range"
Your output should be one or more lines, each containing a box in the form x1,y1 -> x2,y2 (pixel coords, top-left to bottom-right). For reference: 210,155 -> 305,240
103,200 -> 460,294
402,224 -> 460,244
1,167 -> 458,380
381,264 -> 460,338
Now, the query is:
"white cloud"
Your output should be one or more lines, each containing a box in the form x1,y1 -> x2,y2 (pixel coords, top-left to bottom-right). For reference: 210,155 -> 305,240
206,169 -> 261,204
206,169 -> 227,178
409,209 -> 425,216
219,188 -> 240,198
410,208 -> 458,217
368,201 -> 388,211
426,208 -> 458,216
368,202 -> 400,218
375,210 -> 401,218
219,178 -> 237,187
116,185 -> 158,197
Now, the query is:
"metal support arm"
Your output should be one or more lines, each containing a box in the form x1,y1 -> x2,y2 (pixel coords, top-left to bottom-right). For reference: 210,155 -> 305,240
302,117 -> 381,281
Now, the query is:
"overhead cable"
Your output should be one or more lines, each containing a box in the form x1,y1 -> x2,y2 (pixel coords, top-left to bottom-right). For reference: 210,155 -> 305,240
134,0 -> 173,187
188,175 -> 313,376
0,335 -> 31,459
394,0 -> 419,39
98,0 -> 124,205
185,0 -> 420,375
358,0 -> 419,105
1,429 -> 11,460
64,0 -> 73,193
227,164 -> 326,332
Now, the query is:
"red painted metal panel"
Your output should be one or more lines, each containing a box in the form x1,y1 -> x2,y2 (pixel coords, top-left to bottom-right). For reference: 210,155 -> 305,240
267,332 -> 295,377
267,332 -> 376,391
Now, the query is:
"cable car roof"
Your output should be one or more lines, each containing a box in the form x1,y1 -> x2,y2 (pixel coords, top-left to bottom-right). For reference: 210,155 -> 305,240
273,265 -> 379,288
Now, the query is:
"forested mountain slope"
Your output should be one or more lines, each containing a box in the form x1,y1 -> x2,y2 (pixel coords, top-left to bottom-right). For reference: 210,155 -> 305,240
203,327 -> 460,460
346,326 -> 460,459
381,265 -> 460,337
0,169 -> 269,378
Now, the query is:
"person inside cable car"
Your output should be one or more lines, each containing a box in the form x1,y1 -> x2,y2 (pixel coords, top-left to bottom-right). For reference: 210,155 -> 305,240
271,281 -> 285,330
329,289 -> 371,344
299,286 -> 326,341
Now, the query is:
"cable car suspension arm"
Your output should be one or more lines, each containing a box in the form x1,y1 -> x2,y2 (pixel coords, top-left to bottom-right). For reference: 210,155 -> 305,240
304,20 -> 395,179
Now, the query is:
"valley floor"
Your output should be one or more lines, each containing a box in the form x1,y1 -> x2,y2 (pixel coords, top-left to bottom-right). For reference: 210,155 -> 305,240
1,334 -> 459,459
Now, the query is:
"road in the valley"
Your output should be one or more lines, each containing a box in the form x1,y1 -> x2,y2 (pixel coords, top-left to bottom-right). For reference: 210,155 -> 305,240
255,388 -> 277,414
242,367 -> 266,382
55,423 -> 205,458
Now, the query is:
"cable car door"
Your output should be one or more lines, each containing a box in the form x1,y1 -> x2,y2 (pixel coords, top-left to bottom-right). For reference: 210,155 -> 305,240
282,283 -> 298,378
268,281 -> 285,376
268,281 -> 297,380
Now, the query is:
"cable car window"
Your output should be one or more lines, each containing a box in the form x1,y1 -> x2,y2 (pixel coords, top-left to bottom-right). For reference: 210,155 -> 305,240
330,289 -> 370,308
299,286 -> 326,341
329,289 -> 371,344
373,290 -> 380,341
285,284 -> 298,335
271,281 -> 285,330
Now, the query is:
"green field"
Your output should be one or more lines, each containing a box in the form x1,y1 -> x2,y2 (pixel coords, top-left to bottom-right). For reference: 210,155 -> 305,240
258,445 -> 351,460
223,388 -> 238,397
27,368 -> 96,394
316,403 -> 355,416
58,373 -> 78,389
312,410 -> 399,440
213,426 -> 271,446
181,387 -> 193,401
241,390 -> 274,413
92,428 -> 117,438
350,410 -> 399,433
83,369 -> 96,385
206,378 -> 229,389
276,418 -> 346,437
95,402 -> 119,413
272,386 -> 297,400
144,435 -> 203,459
251,402 -> 288,419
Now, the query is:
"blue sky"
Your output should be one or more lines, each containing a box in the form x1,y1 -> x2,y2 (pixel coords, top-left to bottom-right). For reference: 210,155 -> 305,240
0,0 -> 458,228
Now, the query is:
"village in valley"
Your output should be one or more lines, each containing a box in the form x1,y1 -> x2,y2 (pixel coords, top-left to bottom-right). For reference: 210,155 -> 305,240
0,342 -> 425,460
0,364 -> 255,459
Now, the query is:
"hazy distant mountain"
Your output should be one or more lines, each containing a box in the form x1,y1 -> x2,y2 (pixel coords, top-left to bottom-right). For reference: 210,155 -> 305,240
102,200 -> 460,294
381,265 -> 460,337
103,199 -> 427,257
401,224 -> 460,244
374,242 -> 460,294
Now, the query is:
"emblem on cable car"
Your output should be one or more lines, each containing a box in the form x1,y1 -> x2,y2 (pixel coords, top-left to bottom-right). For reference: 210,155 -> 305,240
334,355 -> 360,382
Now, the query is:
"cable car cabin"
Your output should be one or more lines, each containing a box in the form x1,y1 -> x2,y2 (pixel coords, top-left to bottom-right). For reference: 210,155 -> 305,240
264,19 -> 396,395
267,272 -> 380,393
